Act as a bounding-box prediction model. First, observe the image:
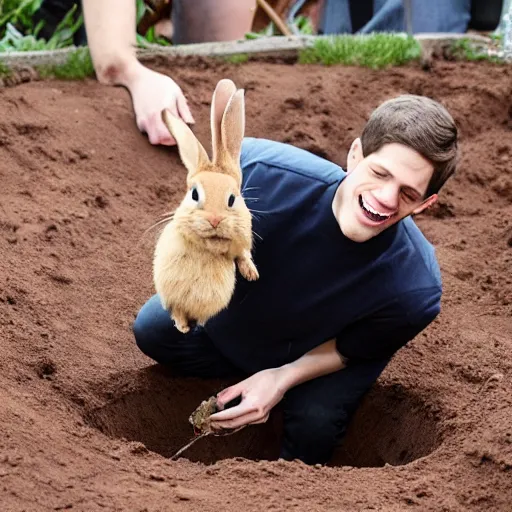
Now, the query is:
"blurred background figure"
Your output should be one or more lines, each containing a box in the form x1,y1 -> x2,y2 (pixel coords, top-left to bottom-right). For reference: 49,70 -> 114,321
316,0 -> 502,35
27,0 -> 507,147
32,1 -> 508,46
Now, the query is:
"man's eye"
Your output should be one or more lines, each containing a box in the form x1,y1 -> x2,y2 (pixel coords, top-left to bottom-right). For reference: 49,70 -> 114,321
191,187 -> 199,201
371,168 -> 386,178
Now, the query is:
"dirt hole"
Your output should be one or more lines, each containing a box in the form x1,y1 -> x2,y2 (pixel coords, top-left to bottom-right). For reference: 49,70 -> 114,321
84,367 -> 441,467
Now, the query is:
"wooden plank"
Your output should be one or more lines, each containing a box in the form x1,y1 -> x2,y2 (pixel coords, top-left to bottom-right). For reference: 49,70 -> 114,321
0,33 -> 495,70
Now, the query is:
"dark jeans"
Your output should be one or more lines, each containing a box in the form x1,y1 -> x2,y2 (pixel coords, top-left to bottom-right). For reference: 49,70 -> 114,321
133,294 -> 391,465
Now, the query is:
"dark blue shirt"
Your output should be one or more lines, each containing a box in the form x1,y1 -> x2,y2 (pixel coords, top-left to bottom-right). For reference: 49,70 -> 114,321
204,138 -> 442,373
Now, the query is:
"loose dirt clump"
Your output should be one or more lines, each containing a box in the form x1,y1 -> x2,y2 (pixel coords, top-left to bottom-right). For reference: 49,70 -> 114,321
0,56 -> 511,511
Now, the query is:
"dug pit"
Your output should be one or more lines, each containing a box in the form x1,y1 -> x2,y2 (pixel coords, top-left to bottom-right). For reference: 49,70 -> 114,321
84,366 -> 441,467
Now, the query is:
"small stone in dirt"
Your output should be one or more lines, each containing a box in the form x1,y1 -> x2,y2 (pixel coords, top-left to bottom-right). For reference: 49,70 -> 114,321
129,442 -> 149,455
94,195 -> 109,209
36,359 -> 56,378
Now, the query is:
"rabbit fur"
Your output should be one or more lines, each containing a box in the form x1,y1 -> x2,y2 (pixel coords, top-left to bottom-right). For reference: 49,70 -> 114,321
153,79 -> 259,333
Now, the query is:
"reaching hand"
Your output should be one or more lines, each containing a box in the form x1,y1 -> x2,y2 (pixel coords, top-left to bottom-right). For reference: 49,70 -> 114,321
126,63 -> 195,146
209,368 -> 288,430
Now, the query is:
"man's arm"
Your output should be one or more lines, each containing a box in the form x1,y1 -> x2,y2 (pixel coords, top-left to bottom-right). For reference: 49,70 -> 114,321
210,287 -> 440,430
82,0 -> 194,145
210,339 -> 347,429
279,338 -> 347,389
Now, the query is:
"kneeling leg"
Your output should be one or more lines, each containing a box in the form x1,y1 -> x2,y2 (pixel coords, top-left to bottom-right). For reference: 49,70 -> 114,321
280,357 -> 391,465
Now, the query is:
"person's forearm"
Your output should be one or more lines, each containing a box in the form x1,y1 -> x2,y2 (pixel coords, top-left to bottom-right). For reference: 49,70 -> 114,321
82,0 -> 141,86
276,339 -> 347,393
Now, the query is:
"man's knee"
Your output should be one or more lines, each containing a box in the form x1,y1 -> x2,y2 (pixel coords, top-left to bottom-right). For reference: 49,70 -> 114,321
132,295 -> 169,360
133,307 -> 156,359
281,403 -> 348,465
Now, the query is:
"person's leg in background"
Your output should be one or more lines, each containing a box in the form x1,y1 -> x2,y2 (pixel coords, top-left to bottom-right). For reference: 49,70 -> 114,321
318,0 -> 471,35
279,356 -> 391,465
171,0 -> 257,44
133,294 -> 245,379
359,0 -> 472,34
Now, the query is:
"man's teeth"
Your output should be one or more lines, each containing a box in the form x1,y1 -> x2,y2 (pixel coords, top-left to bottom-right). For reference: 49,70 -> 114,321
361,196 -> 391,218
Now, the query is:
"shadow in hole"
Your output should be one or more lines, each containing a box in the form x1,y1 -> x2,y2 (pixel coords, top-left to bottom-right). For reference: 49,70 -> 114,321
84,365 -> 282,463
331,383 -> 441,467
84,366 -> 441,466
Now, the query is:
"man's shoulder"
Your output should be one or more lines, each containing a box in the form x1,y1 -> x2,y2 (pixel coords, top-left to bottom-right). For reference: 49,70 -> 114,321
240,137 -> 344,186
393,216 -> 442,292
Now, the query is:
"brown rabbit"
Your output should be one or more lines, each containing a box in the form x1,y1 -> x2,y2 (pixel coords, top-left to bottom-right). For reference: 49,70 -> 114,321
153,79 -> 259,334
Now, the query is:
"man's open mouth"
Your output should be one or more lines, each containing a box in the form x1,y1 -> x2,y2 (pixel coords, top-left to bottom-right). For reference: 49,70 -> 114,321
359,195 -> 394,223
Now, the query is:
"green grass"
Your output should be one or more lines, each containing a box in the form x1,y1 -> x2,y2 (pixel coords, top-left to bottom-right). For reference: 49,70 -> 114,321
0,0 -> 43,37
0,58 -> 11,76
0,1 -> 83,51
0,0 -> 167,52
37,47 -> 94,79
223,53 -> 249,65
299,33 -> 422,68
449,37 -> 504,64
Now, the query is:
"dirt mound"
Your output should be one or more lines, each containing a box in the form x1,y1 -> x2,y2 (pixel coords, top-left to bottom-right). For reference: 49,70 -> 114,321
0,56 -> 511,511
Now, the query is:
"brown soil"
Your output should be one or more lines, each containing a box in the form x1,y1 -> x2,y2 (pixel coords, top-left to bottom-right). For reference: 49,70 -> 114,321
1,55 -> 511,511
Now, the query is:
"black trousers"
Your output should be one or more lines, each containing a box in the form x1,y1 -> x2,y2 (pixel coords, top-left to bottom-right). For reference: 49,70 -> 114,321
133,294 -> 391,465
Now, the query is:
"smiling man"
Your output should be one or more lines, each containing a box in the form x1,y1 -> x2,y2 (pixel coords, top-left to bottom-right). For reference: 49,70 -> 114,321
133,94 -> 458,465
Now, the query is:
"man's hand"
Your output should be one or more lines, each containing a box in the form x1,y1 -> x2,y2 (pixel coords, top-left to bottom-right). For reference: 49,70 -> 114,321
209,368 -> 288,430
126,63 -> 195,146
209,339 -> 346,431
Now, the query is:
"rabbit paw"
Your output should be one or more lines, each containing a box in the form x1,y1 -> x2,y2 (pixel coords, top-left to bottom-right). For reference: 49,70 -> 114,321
172,309 -> 190,334
237,251 -> 259,281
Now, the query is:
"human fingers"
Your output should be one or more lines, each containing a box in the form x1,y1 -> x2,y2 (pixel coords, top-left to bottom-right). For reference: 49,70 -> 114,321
210,399 -> 256,422
177,93 -> 195,125
211,410 -> 263,430
249,413 -> 269,425
146,111 -> 176,146
216,384 -> 243,408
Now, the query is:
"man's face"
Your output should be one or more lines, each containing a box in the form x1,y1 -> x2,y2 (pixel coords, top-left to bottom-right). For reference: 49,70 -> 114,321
333,140 -> 438,243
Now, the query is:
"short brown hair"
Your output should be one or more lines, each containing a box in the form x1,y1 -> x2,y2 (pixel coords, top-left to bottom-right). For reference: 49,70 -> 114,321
361,95 -> 458,197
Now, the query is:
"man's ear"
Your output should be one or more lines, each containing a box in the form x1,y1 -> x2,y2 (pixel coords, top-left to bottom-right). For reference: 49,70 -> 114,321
412,193 -> 438,215
347,138 -> 364,173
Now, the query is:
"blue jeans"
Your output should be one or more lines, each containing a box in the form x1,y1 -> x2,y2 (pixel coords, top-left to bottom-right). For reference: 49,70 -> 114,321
133,294 -> 391,465
320,0 -> 471,34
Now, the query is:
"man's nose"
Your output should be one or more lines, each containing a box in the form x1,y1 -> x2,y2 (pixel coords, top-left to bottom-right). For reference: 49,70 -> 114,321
373,184 -> 400,210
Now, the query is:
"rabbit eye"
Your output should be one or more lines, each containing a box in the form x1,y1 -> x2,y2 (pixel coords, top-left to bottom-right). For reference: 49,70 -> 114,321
191,187 -> 199,202
228,194 -> 236,207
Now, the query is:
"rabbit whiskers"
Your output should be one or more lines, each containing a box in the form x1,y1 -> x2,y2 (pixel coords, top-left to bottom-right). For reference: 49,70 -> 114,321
252,229 -> 263,242
142,212 -> 176,237
241,186 -> 260,194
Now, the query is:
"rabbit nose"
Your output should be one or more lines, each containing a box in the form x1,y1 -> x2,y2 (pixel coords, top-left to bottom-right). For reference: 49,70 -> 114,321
208,215 -> 223,228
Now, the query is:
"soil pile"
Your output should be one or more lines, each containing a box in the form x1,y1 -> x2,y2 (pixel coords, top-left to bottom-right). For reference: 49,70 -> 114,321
0,56 -> 511,511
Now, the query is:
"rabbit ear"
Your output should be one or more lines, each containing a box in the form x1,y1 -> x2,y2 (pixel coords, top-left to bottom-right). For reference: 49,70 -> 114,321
211,79 -> 237,163
162,109 -> 209,179
220,88 -> 245,167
